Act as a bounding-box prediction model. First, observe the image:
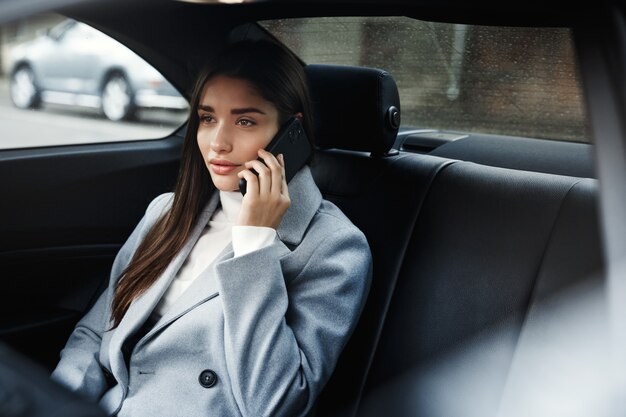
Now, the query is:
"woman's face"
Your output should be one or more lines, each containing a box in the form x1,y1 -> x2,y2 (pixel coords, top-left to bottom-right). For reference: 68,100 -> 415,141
197,75 -> 280,192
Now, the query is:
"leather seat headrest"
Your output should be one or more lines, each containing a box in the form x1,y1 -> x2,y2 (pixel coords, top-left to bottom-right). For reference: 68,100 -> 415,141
305,64 -> 401,156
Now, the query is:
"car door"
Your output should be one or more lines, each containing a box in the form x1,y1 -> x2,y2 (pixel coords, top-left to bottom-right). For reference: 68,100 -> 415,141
0,133 -> 185,370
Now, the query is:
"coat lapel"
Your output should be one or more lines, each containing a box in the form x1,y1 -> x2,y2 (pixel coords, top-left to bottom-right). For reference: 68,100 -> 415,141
136,242 -> 234,348
276,165 -> 322,246
108,192 -> 220,385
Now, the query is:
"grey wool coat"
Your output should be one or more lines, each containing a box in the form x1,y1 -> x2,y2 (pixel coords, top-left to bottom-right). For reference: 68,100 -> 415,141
51,166 -> 373,417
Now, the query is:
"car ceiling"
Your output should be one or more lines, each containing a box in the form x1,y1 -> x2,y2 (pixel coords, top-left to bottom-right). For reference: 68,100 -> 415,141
0,0 -> 606,25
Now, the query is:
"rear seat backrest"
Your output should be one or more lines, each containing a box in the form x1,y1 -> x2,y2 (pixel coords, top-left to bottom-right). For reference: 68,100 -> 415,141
304,64 -> 454,417
357,162 -> 604,416
304,63 -> 604,417
496,178 -> 606,415
311,151 -> 452,416
531,179 -> 603,300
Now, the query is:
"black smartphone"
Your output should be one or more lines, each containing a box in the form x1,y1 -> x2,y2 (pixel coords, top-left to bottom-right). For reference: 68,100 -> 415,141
239,116 -> 311,195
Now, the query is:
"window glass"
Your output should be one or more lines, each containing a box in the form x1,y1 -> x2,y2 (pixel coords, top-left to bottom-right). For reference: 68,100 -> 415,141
0,13 -> 189,150
260,17 -> 589,143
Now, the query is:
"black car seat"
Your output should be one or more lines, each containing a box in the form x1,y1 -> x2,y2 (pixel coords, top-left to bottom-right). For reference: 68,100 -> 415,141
305,64 -> 453,417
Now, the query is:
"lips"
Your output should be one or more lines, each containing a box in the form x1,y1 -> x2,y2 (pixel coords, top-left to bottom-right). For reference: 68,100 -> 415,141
209,159 -> 240,175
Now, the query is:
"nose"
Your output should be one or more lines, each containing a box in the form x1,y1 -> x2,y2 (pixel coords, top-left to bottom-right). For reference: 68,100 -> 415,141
209,122 -> 232,153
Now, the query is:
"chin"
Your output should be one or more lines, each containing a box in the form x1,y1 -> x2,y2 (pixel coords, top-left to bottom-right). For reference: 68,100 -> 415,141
207,168 -> 236,191
211,177 -> 238,192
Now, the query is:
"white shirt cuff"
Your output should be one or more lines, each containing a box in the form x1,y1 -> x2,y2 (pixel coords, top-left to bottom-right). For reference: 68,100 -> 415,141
232,226 -> 277,258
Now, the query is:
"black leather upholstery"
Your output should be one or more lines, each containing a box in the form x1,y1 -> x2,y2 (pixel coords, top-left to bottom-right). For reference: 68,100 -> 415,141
305,64 -> 400,156
357,164 -> 603,416
310,151 -> 451,417
304,64 -> 603,417
368,163 -> 578,371
531,179 -> 603,301
304,62 -> 425,417
430,134 -> 596,179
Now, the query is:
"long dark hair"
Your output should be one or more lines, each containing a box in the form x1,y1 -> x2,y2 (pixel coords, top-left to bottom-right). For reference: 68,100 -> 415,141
110,39 -> 315,327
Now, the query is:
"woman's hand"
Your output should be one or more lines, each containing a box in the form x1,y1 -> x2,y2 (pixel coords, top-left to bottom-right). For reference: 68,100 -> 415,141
237,149 -> 291,229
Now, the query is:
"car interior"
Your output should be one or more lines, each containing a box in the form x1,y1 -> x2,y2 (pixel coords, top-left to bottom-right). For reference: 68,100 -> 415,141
1,0 -> 623,416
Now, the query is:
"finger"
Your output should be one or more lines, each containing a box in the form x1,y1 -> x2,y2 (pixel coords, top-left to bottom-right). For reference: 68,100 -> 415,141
258,150 -> 284,196
259,151 -> 284,196
246,159 -> 271,196
258,149 -> 281,168
238,169 -> 259,197
245,159 -> 270,176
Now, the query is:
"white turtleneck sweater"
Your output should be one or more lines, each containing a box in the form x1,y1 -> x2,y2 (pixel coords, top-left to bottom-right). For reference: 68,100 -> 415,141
154,190 -> 277,316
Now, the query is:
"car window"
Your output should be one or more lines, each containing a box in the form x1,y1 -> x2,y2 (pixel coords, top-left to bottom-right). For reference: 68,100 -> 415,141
0,13 -> 189,150
259,17 -> 590,143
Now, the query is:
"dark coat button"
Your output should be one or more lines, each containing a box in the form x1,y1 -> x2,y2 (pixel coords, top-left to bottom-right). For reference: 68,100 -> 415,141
199,369 -> 218,388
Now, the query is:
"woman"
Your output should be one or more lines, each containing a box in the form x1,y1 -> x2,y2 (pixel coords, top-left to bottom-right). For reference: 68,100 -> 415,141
51,39 -> 372,417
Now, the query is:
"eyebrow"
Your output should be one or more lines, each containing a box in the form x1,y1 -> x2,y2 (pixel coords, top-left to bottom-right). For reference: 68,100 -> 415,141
198,104 -> 266,115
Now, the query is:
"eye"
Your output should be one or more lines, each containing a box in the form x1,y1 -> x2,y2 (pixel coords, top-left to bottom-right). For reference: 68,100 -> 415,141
236,118 -> 256,127
199,114 -> 214,124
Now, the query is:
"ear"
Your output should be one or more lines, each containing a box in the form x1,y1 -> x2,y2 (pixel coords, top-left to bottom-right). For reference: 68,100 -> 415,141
295,112 -> 303,120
